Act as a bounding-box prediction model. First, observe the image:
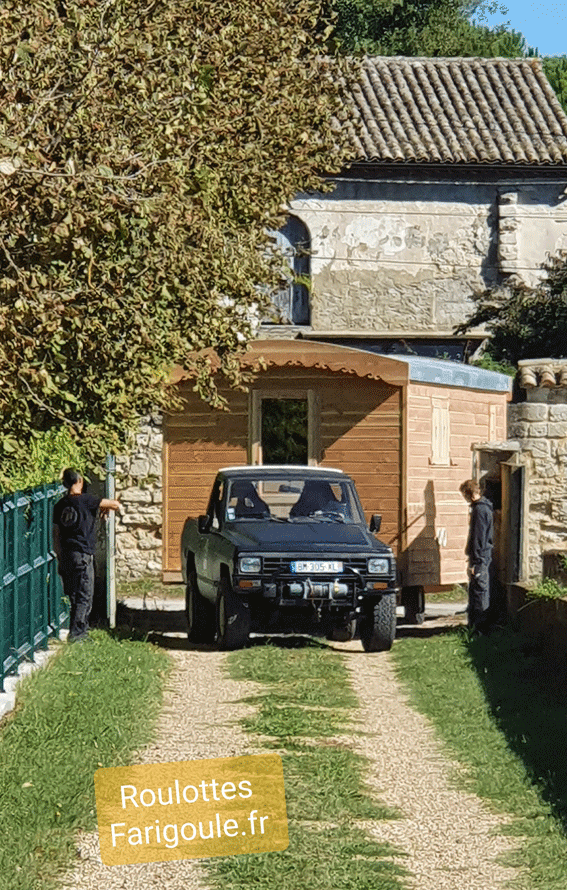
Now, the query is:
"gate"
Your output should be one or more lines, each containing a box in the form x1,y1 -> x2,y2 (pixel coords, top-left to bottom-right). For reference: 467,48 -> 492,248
0,483 -> 68,691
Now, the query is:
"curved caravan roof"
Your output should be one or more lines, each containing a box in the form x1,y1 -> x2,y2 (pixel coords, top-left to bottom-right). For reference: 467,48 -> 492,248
171,339 -> 512,393
215,340 -> 512,394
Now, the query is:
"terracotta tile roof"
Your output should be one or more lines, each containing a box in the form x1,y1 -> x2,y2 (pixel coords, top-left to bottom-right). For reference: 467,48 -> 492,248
339,57 -> 567,165
518,359 -> 567,387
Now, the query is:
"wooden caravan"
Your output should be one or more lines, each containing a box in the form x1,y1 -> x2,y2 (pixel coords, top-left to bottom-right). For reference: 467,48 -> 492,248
164,341 -> 510,598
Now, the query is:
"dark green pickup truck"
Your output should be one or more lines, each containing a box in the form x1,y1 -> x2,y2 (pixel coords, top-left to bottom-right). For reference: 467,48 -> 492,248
180,466 -> 399,651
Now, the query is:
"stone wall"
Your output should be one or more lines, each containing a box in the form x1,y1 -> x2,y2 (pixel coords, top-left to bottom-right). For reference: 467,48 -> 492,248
508,360 -> 567,581
289,177 -> 567,335
115,413 -> 163,580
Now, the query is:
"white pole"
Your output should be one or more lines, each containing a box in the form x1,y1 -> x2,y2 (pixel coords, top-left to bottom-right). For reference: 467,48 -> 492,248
106,455 -> 116,628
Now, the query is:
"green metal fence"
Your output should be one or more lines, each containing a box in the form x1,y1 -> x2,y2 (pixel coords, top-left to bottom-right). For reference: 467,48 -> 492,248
0,483 -> 68,691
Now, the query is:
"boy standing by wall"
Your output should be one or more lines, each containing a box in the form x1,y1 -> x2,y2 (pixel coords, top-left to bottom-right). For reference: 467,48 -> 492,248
459,479 -> 494,633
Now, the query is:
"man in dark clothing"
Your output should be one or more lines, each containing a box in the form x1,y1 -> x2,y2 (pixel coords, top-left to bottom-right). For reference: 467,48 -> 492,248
459,479 -> 494,632
52,468 -> 120,641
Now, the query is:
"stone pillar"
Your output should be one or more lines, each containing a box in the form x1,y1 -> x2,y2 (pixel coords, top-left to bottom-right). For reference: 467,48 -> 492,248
497,189 -> 520,277
508,360 -> 567,581
115,413 -> 163,580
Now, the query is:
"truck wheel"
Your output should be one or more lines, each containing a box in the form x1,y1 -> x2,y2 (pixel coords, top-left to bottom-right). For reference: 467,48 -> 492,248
186,570 -> 215,643
359,593 -> 396,652
327,618 -> 357,642
402,585 -> 425,625
216,578 -> 251,650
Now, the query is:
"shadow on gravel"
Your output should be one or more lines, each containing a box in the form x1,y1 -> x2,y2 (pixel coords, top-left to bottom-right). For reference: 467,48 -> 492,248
112,601 -> 465,650
395,615 -> 466,639
467,626 -> 567,833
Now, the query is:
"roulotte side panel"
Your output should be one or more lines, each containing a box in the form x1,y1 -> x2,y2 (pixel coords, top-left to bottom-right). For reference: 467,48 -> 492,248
163,383 -> 248,577
403,383 -> 508,588
317,374 -> 402,556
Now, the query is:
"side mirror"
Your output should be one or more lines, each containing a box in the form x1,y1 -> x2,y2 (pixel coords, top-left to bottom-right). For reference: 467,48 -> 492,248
369,514 -> 382,533
198,514 -> 212,534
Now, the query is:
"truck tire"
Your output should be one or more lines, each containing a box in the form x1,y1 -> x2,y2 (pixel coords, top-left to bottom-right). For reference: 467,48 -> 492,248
186,570 -> 215,643
359,593 -> 396,652
402,585 -> 425,625
216,577 -> 251,650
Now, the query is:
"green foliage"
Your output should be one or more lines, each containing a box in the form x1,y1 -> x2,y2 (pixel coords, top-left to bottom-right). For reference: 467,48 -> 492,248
457,251 -> 567,365
543,56 -> 567,113
0,0 -> 351,467
470,353 -> 516,377
261,398 -> 308,464
527,578 -> 567,601
331,0 -> 526,56
0,427 -> 88,493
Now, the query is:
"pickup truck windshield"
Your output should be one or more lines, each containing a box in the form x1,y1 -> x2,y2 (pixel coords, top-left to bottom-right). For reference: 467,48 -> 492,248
225,477 -> 364,523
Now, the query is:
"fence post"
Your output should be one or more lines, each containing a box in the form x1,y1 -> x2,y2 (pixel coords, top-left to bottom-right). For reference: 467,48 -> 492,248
40,485 -> 50,649
106,455 -> 116,629
13,491 -> 20,664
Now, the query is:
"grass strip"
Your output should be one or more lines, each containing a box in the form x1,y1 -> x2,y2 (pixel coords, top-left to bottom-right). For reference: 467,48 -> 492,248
206,641 -> 407,890
0,630 -> 170,890
392,626 -> 567,890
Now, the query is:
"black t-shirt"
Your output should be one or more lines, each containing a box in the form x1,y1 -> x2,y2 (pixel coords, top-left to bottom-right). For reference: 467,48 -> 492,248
53,492 -> 102,555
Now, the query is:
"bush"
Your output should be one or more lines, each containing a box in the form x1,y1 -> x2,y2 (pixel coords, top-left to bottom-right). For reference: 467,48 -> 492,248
0,428 -> 89,493
527,578 -> 567,601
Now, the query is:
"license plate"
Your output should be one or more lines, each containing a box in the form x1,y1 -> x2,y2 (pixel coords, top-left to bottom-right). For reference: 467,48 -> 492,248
291,560 -> 343,573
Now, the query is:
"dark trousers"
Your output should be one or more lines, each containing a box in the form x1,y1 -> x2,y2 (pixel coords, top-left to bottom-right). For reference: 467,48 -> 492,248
61,551 -> 95,640
468,560 -> 491,631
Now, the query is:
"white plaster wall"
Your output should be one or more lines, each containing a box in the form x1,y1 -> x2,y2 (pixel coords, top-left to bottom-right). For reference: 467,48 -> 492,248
289,177 -> 567,334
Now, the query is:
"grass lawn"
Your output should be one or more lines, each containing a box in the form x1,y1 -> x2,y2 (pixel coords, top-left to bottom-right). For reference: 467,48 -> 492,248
0,631 -> 170,890
116,577 -> 185,601
206,641 -> 408,890
426,585 -> 468,604
392,627 -> 567,890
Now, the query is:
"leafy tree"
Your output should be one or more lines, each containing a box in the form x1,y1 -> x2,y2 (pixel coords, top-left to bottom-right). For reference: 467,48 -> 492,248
0,0 -> 351,474
331,0 -> 527,56
543,56 -> 567,114
456,252 -> 567,365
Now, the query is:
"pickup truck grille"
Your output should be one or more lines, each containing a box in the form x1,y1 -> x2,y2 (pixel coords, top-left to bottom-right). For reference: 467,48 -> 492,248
263,556 -> 369,574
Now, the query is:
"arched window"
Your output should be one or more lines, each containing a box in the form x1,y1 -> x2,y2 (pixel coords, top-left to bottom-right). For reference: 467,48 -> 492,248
267,216 -> 311,325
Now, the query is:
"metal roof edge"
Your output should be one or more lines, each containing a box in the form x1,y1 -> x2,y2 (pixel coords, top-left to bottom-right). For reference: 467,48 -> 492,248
391,355 -> 512,392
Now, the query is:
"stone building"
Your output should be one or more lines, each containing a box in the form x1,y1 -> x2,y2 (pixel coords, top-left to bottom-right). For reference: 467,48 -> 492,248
269,57 -> 567,359
114,56 -> 567,582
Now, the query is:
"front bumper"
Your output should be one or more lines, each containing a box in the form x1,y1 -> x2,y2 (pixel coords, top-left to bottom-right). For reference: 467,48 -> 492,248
233,571 -> 398,609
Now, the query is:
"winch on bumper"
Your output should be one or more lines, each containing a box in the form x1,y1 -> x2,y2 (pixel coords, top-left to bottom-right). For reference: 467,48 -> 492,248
264,575 -> 353,604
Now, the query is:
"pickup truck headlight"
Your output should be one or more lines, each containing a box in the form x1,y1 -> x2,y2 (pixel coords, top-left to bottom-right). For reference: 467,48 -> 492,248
239,556 -> 261,574
368,557 -> 390,575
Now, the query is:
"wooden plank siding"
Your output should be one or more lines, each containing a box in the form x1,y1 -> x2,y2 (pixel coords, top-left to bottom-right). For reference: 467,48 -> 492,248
164,383 -> 248,574
402,383 -> 508,588
319,376 -> 402,554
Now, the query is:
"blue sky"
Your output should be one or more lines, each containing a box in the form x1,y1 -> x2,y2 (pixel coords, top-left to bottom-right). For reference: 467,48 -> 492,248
475,1 -> 567,56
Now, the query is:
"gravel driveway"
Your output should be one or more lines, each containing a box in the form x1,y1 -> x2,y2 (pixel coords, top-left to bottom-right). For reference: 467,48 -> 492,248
60,604 -> 521,890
